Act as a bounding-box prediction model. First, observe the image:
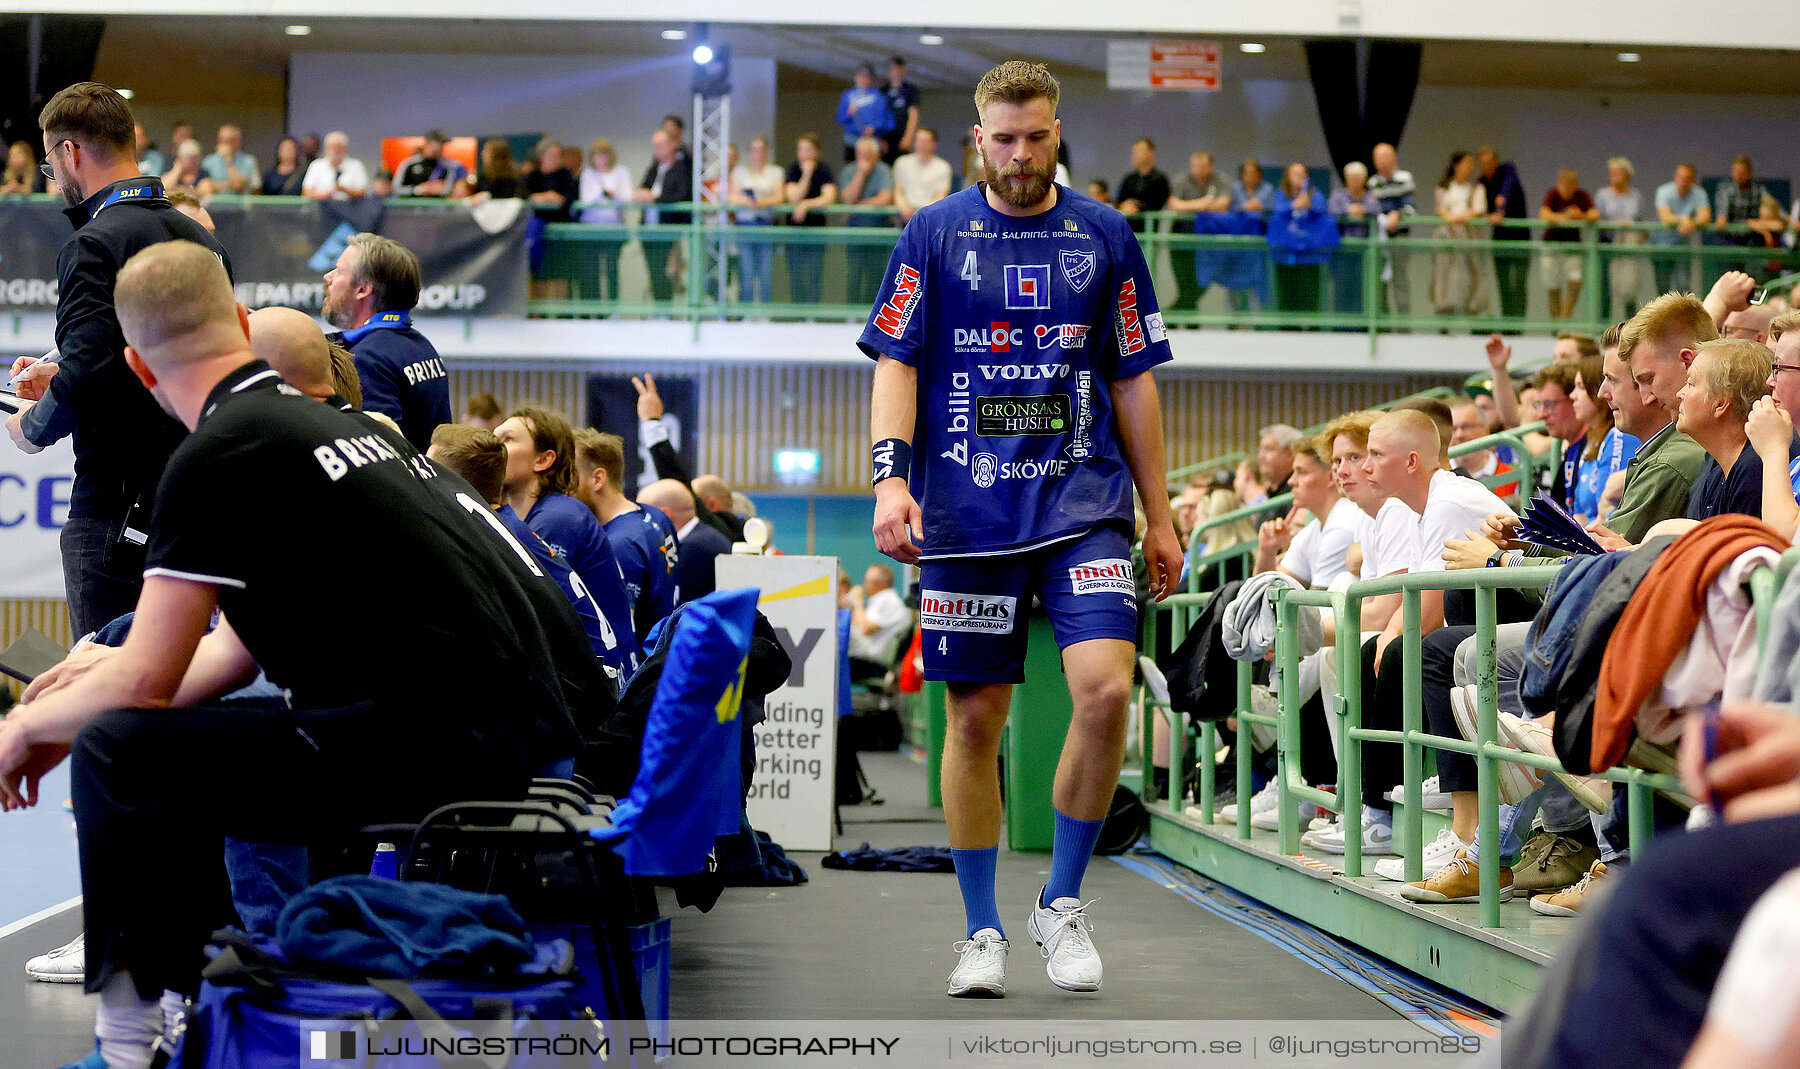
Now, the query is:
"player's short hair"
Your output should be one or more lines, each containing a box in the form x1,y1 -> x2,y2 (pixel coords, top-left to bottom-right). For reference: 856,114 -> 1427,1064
115,241 -> 236,360
509,406 -> 577,496
1321,410 -> 1383,452
574,427 -> 626,490
1556,331 -> 1600,360
1392,398 -> 1454,465
974,61 -> 1060,117
429,425 -> 506,505
328,342 -> 362,408
39,82 -> 134,160
1620,292 -> 1718,364
345,233 -> 422,313
1693,338 -> 1773,425
465,392 -> 502,421
1770,312 -> 1800,344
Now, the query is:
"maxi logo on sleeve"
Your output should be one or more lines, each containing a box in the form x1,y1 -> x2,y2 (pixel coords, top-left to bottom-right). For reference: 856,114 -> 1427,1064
1068,558 -> 1135,595
977,394 -> 1071,436
874,263 -> 922,339
1114,279 -> 1147,357
920,590 -> 1017,633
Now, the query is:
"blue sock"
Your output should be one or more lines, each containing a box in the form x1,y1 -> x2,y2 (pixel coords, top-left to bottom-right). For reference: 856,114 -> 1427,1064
1041,809 -> 1106,906
951,847 -> 1004,939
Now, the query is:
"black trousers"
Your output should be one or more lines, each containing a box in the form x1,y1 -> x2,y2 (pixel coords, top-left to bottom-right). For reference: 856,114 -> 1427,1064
1422,625 -> 1477,792
1494,247 -> 1531,320
71,699 -> 530,998
641,239 -> 679,304
61,513 -> 148,640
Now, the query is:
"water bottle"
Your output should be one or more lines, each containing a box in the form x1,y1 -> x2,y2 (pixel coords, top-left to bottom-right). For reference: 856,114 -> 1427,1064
369,842 -> 399,879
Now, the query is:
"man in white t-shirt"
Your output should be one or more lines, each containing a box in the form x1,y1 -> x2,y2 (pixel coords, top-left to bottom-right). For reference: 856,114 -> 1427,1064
302,131 -> 370,201
1254,435 -> 1361,590
846,563 -> 911,677
892,127 -> 953,225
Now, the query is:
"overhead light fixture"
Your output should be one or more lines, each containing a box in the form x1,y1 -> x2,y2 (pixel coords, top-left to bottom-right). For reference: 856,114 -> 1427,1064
285,24 -> 311,36
692,43 -> 714,65
1617,52 -> 1640,62
1240,42 -> 1266,53
662,28 -> 688,41
919,33 -> 944,46
116,88 -> 134,99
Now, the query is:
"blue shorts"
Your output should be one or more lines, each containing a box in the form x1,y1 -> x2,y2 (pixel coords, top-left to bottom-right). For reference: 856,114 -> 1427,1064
919,524 -> 1139,684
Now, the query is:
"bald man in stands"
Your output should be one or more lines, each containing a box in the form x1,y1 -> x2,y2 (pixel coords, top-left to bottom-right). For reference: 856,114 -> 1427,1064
639,478 -> 732,602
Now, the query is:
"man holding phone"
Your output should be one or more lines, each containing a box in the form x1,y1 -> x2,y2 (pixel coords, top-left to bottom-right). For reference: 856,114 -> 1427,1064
6,82 -> 229,639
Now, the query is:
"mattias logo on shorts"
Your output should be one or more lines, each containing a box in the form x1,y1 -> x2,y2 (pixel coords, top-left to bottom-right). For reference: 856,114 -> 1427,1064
1113,279 -> 1146,357
920,590 -> 1017,634
874,264 -> 922,339
1068,558 -> 1135,596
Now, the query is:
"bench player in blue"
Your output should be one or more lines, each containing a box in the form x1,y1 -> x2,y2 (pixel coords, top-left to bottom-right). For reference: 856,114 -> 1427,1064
858,61 -> 1183,998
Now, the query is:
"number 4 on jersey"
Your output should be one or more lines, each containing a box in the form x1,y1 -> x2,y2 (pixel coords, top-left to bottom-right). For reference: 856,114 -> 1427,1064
960,251 -> 981,291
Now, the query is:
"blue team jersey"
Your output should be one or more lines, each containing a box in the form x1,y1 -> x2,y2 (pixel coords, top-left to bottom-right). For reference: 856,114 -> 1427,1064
603,504 -> 680,638
498,504 -> 640,677
857,184 -> 1172,558
342,319 -> 451,452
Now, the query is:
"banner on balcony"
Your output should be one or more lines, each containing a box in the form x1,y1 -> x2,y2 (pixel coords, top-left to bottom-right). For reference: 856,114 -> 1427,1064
0,199 -> 529,318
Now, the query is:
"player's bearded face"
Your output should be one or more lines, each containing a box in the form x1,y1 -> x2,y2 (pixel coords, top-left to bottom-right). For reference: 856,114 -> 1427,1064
981,139 -> 1056,209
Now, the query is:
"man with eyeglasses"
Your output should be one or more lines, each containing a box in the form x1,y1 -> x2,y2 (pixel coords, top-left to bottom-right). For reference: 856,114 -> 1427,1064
5,82 -> 229,640
1745,312 -> 1800,536
1527,363 -> 1589,515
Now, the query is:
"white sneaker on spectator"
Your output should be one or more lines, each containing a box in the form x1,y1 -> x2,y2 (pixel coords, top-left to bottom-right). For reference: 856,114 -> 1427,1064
1027,893 -> 1102,992
1302,810 -> 1395,855
1217,777 -> 1275,825
25,932 -> 84,983
1373,827 -> 1468,882
1385,776 -> 1451,811
1498,712 -> 1610,812
947,928 -> 1008,998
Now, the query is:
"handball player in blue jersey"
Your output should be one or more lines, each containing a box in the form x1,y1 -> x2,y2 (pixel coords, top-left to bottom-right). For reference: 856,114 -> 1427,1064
858,61 -> 1182,998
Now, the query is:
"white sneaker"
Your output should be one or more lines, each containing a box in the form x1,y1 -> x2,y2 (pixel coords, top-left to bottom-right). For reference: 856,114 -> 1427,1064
1373,827 -> 1468,882
1220,778 -> 1277,825
1499,712 -> 1610,813
1300,814 -> 1342,849
1302,811 -> 1395,855
1027,894 -> 1102,992
25,932 -> 84,983
947,928 -> 1008,998
1450,687 -> 1541,804
1385,776 -> 1451,811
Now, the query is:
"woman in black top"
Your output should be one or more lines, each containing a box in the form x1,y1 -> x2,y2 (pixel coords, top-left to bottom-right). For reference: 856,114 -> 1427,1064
262,137 -> 305,196
525,139 -> 577,223
1,141 -> 47,195
466,139 -> 524,200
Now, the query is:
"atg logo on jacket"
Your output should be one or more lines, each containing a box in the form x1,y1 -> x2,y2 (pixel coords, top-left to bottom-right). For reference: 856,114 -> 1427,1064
875,264 -> 923,339
920,590 -> 1017,633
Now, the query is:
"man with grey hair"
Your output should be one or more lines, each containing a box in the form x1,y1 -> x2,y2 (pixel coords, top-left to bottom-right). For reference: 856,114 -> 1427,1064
320,232 -> 448,448
300,131 -> 368,200
1258,423 -> 1304,499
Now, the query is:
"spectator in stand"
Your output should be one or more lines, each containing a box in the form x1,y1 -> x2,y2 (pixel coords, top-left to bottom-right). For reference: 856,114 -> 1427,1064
1166,151 -> 1230,314
1269,161 -> 1334,314
162,138 -> 204,195
370,169 -> 394,199
892,127 -> 951,226
1258,424 -> 1303,500
1568,355 -> 1640,523
1368,143 -> 1417,316
525,138 -> 576,223
839,135 -> 895,308
1226,158 -> 1276,313
134,125 -> 161,177
729,135 -> 785,309
1115,138 -> 1170,234
843,562 -> 911,679
1450,400 -> 1517,497
1329,161 -> 1381,318
578,139 -> 635,306
959,125 -> 982,192
1085,179 -> 1110,206
464,138 -> 523,201
1746,312 -> 1800,536
1232,458 -> 1265,509
1652,162 -> 1710,294
1054,139 -> 1072,188
1539,167 -> 1598,320
200,124 -> 257,195
394,130 -> 468,198
1430,150 -> 1491,317
633,128 -> 693,307
261,137 -> 305,196
301,131 -> 368,201
165,187 -> 215,235
167,121 -> 193,160
1714,155 -> 1786,268
464,393 -> 503,433
1528,363 -> 1594,514
783,133 -> 836,309
298,132 -> 321,168
836,66 -> 894,163
1477,145 -> 1529,321
0,141 -> 45,195
1679,338 -> 1785,521
660,115 -> 690,163
883,56 -> 920,163
1594,156 -> 1647,320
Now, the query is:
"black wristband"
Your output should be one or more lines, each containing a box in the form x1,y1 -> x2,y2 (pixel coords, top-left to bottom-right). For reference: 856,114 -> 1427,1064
872,438 -> 911,486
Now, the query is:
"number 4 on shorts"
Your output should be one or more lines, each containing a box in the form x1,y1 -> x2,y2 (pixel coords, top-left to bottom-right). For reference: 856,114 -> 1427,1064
938,636 -> 949,654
